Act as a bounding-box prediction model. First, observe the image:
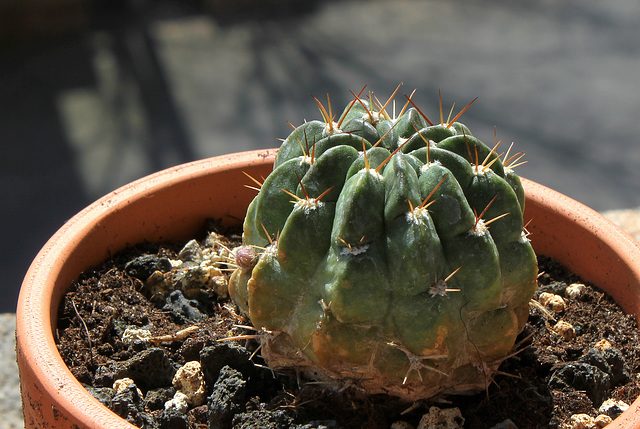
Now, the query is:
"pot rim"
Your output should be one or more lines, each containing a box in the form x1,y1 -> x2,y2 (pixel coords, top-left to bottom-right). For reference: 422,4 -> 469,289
16,149 -> 640,428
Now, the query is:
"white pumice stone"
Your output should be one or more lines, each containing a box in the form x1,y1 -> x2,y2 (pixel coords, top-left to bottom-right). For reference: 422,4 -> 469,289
164,391 -> 189,413
172,361 -> 206,406
121,328 -> 152,345
566,283 -> 586,299
416,406 -> 464,429
554,320 -> 576,340
539,292 -> 567,313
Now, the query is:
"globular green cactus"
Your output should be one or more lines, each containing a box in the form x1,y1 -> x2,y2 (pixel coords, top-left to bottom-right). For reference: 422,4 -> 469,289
229,86 -> 538,401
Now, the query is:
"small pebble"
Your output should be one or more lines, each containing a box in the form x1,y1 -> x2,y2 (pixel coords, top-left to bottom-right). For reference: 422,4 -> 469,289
124,254 -> 172,280
566,282 -> 586,299
539,292 -> 566,312
416,406 -> 464,429
581,347 -> 630,385
115,347 -> 177,391
179,239 -> 203,263
113,377 -> 143,398
163,290 -> 206,322
594,339 -> 612,351
207,366 -> 247,429
550,363 -> 611,406
144,387 -> 176,411
211,275 -> 229,298
159,406 -> 190,427
594,414 -> 612,428
113,377 -> 135,394
164,391 -> 190,413
173,361 -> 206,406
554,320 -> 576,340
122,328 -> 152,345
598,398 -> 629,419
567,413 -> 594,429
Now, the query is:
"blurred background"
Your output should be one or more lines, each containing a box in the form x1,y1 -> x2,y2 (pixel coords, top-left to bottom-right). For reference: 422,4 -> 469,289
2,0 -> 640,313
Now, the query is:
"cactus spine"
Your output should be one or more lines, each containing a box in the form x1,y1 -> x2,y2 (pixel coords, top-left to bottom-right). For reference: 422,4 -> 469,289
229,86 -> 538,401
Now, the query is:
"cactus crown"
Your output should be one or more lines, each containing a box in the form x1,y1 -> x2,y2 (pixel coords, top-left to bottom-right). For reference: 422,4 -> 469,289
229,85 -> 538,401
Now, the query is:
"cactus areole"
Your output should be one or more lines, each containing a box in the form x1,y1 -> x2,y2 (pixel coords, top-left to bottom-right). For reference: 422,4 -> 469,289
229,87 -> 538,401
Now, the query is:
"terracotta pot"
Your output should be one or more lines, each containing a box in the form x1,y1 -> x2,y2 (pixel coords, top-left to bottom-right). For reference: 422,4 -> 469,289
16,149 -> 640,428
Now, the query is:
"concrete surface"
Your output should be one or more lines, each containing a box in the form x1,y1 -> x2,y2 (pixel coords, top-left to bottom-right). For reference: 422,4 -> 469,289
2,1 -> 640,312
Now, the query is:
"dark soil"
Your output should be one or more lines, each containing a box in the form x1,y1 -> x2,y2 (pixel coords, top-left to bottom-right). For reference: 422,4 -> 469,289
56,224 -> 640,429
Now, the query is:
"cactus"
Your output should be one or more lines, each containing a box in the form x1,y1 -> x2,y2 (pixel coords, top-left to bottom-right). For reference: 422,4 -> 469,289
229,86 -> 538,401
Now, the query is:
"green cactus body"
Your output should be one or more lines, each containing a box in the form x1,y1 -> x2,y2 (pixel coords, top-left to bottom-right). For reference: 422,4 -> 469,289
229,90 -> 538,401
